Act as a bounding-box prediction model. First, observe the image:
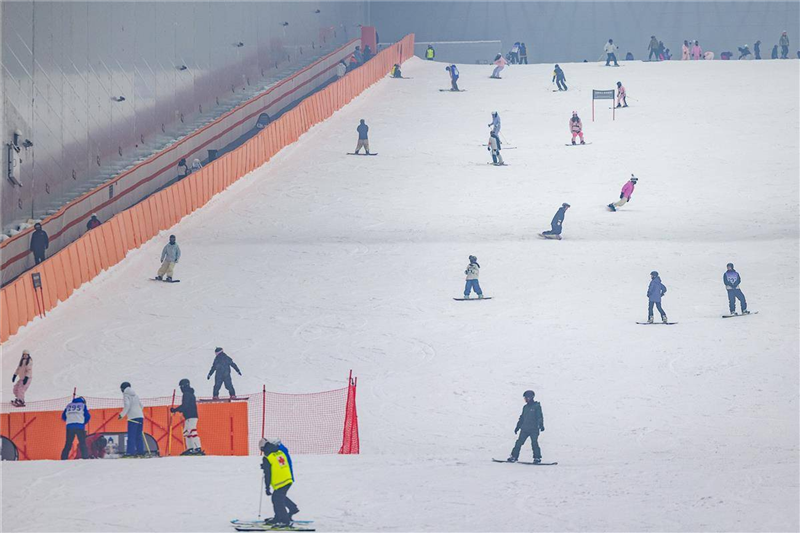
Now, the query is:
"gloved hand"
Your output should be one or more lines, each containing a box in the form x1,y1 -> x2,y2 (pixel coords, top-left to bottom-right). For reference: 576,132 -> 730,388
207,374 -> 212,380
620,193 -> 625,199
22,377 -> 28,385
11,375 -> 16,383
514,427 -> 520,435
627,196 -> 632,202
170,407 -> 177,413
266,489 -> 272,496
237,371 -> 242,376
118,415 -> 123,420
540,426 -> 545,432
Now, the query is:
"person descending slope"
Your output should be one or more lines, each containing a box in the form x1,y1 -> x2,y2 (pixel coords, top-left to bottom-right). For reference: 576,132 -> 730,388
569,111 -> 584,145
507,390 -> 545,464
488,131 -> 504,166
552,64 -> 567,91
259,438 -> 301,524
463,255 -> 484,299
11,350 -> 33,407
488,112 -> 501,135
491,54 -> 507,78
540,203 -> 570,240
646,271 -> 669,324
615,82 -> 628,108
390,63 -> 402,78
608,174 -> 637,211
156,235 -> 181,281
723,263 -> 750,316
445,65 -> 460,91
207,347 -> 242,399
604,39 -> 619,66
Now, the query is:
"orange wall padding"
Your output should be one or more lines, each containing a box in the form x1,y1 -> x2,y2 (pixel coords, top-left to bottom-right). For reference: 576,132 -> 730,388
0,34 -> 415,344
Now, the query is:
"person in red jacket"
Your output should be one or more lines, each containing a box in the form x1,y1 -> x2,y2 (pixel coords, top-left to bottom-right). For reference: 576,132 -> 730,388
569,111 -> 585,145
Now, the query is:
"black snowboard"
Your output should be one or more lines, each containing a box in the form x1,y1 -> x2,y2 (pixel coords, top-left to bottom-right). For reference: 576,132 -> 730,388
722,311 -> 758,318
439,89 -> 467,92
152,278 -> 180,283
537,233 -> 562,240
492,458 -> 558,465
453,297 -> 493,301
346,152 -> 378,156
636,321 -> 677,325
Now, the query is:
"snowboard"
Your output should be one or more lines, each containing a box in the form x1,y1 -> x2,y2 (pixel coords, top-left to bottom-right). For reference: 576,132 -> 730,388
439,89 -> 467,92
636,321 -> 678,325
453,297 -> 493,301
486,162 -> 509,166
551,89 -> 568,92
389,76 -> 413,79
152,278 -> 180,283
565,142 -> 591,147
346,153 -> 378,156
492,458 -> 558,466
537,233 -> 562,240
607,204 -> 617,211
231,520 -> 314,527
722,311 -> 758,318
233,525 -> 315,532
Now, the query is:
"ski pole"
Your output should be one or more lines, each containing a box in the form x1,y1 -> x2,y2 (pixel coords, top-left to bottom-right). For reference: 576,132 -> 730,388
258,474 -> 265,518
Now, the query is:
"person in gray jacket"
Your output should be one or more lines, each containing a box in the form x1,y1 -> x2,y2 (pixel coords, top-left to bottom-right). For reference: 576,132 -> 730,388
156,234 -> 181,281
208,347 -> 242,399
508,390 -> 545,463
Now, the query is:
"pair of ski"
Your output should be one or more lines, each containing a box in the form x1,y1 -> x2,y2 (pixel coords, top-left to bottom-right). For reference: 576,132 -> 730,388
231,519 -> 314,532
492,458 -> 558,466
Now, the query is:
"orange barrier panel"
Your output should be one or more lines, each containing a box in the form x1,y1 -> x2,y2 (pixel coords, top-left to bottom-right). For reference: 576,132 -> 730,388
74,237 -> 89,283
42,260 -> 58,310
94,226 -> 110,272
0,289 -> 10,341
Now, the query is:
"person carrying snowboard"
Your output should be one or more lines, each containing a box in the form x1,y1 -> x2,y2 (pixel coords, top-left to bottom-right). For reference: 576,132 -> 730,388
604,39 -> 619,66
552,64 -> 567,91
354,119 -> 370,155
608,174 -> 637,211
463,255 -> 483,299
488,112 -> 501,135
569,111 -> 584,145
491,54 -> 507,78
156,234 -> 181,281
723,263 -> 749,315
208,347 -> 242,399
260,438 -> 298,527
615,81 -> 628,108
445,65 -> 460,91
508,390 -> 545,463
541,203 -> 570,240
119,382 -> 145,456
171,378 -> 204,455
646,271 -> 668,323
488,131 -> 504,166
11,349 -> 33,407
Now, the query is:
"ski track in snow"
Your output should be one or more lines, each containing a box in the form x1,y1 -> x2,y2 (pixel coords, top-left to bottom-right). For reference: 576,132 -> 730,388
2,57 -> 799,532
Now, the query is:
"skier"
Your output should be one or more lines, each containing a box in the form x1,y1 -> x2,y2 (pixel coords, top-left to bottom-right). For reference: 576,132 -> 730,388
691,41 -> 703,60
11,349 -> 33,407
86,214 -> 101,231
425,45 -> 435,60
155,234 -> 181,281
491,54 -> 507,78
607,174 -> 637,211
119,382 -> 145,457
207,347 -> 242,399
510,42 -> 520,64
569,111 -> 584,145
445,64 -> 460,91
615,81 -> 628,108
723,263 -> 750,315
488,131 -> 504,166
738,44 -> 752,59
29,222 -> 49,265
259,438 -> 301,524
682,40 -> 690,60
754,40 -> 762,59
260,438 -> 297,527
390,63 -> 402,78
552,64 -> 567,91
354,119 -> 370,155
507,390 -> 545,464
488,112 -> 501,135
519,42 -> 528,64
646,271 -> 668,323
171,378 -> 204,455
604,39 -> 619,66
541,203 -> 570,240
61,396 -> 91,460
648,35 -> 660,61
779,31 -> 789,59
463,255 -> 483,299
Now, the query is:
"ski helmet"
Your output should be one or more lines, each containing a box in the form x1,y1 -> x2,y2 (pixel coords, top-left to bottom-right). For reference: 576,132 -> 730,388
215,347 -> 223,354
562,202 -> 571,208
523,390 -> 535,399
179,378 -> 190,389
727,262 -> 734,269
22,349 -> 30,355
120,381 -> 131,391
572,110 -> 577,115
616,81 -> 622,87
630,175 -> 638,183
650,271 -> 659,277
468,255 -> 477,263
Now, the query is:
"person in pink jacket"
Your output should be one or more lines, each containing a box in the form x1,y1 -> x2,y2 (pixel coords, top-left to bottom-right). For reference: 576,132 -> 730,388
615,82 -> 628,108
11,350 -> 33,407
569,111 -> 585,145
607,175 -> 638,211
682,40 -> 690,60
491,54 -> 507,79
691,41 -> 703,60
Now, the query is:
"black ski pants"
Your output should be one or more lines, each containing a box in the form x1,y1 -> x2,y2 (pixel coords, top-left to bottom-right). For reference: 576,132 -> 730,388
727,288 -> 747,313
519,56 -> 528,64
33,250 -> 46,264
272,484 -> 294,523
556,78 -> 568,91
213,373 -> 235,397
648,300 -> 666,319
61,428 -> 89,460
511,429 -> 541,460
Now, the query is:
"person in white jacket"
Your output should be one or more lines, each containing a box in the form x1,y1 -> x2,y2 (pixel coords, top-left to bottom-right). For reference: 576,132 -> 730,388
604,39 -> 619,66
463,255 -> 484,299
119,382 -> 146,456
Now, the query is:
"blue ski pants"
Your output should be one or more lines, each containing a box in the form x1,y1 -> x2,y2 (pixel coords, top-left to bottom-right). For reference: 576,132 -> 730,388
126,418 -> 145,455
727,288 -> 747,313
464,279 -> 483,297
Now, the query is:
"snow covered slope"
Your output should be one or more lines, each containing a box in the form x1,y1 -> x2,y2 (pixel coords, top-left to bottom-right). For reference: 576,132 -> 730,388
2,57 -> 798,532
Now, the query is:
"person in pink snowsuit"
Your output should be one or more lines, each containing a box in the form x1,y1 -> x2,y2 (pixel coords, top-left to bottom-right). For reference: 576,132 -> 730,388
491,54 -> 507,78
615,82 -> 628,108
682,40 -> 690,60
569,111 -> 585,145
608,175 -> 638,211
691,41 -> 703,60
12,350 -> 33,407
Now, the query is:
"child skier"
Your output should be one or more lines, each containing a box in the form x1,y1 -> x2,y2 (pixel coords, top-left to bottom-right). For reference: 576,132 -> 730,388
491,54 -> 507,78
260,438 -> 298,527
646,271 -> 668,323
463,255 -> 483,299
552,64 -> 567,91
541,203 -> 570,240
156,234 -> 181,281
723,263 -> 750,315
171,378 -> 204,455
507,390 -> 545,463
488,131 -> 504,166
615,82 -> 628,108
569,111 -> 584,145
608,174 -> 637,211
11,349 -> 32,407
445,65 -> 460,91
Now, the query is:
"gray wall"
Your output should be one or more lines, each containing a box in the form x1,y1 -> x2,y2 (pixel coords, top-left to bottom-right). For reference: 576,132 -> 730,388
371,1 -> 799,64
1,1 -> 367,231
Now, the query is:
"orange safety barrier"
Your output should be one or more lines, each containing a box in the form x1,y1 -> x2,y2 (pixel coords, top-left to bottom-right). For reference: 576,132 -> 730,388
0,35 -> 415,343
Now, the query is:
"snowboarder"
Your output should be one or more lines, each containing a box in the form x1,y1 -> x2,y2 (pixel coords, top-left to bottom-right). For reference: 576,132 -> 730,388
607,174 -> 637,211
355,119 -> 370,155
754,40 -> 762,60
519,42 -> 528,64
682,40 -> 690,60
648,36 -> 660,61
491,54 -> 507,78
445,65 -> 460,91
569,111 -> 584,145
691,41 -> 703,60
507,390 -> 545,463
488,131 -> 504,166
259,438 -> 301,524
11,349 -> 33,407
390,64 -> 402,78
615,81 -> 628,108
29,222 -> 49,265
552,64 -> 567,91
119,382 -> 145,457
738,44 -> 752,59
171,378 -> 204,455
488,112 -> 501,135
260,438 -> 297,527
604,39 -> 619,66
646,271 -> 668,323
723,263 -> 749,315
61,396 -> 91,460
541,203 -> 570,240
463,255 -> 483,299
207,347 -> 242,399
425,45 -> 435,60
156,234 -> 181,281
779,31 -> 789,59
86,214 -> 101,231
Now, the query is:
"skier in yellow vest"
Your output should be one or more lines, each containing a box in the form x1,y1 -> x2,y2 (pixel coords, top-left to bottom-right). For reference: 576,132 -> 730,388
425,45 -> 435,60
261,438 -> 297,527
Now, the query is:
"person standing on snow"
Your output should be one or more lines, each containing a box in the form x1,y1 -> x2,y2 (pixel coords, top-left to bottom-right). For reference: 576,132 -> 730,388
507,390 -> 545,464
608,175 -> 638,211
354,119 -> 371,155
754,41 -> 762,60
463,255 -> 484,299
691,41 -> 703,60
156,234 -> 181,281
208,347 -> 242,399
519,42 -> 529,64
29,222 -> 49,265
260,438 -> 298,527
119,382 -> 146,456
488,112 -> 501,135
425,45 -> 435,60
723,263 -> 750,315
86,214 -> 101,231
491,53 -> 507,78
615,81 -> 628,108
11,350 -> 33,407
541,203 -> 570,240
604,39 -> 619,66
488,131 -> 504,166
259,438 -> 301,524
552,64 -> 567,91
682,40 -> 691,60
445,65 -> 460,91
646,271 -> 669,323
61,396 -> 91,460
779,31 -> 789,59
648,36 -> 660,61
569,111 -> 584,145
171,378 -> 204,455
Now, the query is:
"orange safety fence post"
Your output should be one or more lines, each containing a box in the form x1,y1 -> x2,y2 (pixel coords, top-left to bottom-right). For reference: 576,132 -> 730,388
167,389 -> 176,456
57,249 -> 75,297
107,217 -> 125,266
82,234 -> 99,280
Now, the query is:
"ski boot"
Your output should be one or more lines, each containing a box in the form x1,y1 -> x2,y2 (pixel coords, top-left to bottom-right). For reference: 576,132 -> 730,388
478,294 -> 484,299
742,310 -> 750,315
155,275 -> 163,280
661,314 -> 669,323
166,276 -> 173,282
647,316 -> 654,324
580,140 -> 585,145
608,203 -> 617,211
571,140 -> 576,145
180,449 -> 194,456
533,458 -> 542,464
507,456 -> 517,463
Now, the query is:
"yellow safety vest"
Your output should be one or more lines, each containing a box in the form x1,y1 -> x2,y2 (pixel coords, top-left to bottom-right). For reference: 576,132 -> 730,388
425,48 -> 434,59
266,450 -> 294,489
391,66 -> 398,77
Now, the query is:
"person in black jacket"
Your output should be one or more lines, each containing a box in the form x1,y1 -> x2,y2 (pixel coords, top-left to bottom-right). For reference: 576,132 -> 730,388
171,378 -> 204,455
30,223 -> 49,264
541,203 -> 570,240
354,119 -> 370,155
508,390 -> 545,463
723,263 -> 749,315
552,64 -> 567,91
207,347 -> 242,399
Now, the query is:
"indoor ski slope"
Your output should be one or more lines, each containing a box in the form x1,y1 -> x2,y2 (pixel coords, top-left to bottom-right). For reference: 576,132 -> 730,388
2,57 -> 798,532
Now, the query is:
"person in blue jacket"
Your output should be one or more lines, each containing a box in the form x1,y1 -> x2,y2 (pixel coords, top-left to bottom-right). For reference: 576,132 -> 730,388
647,271 -> 668,323
541,203 -> 570,239
61,396 -> 91,460
723,263 -> 749,315
260,437 -> 301,524
445,65 -> 460,91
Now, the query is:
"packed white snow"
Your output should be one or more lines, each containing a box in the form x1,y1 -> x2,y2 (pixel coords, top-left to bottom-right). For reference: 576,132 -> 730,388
2,57 -> 798,532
